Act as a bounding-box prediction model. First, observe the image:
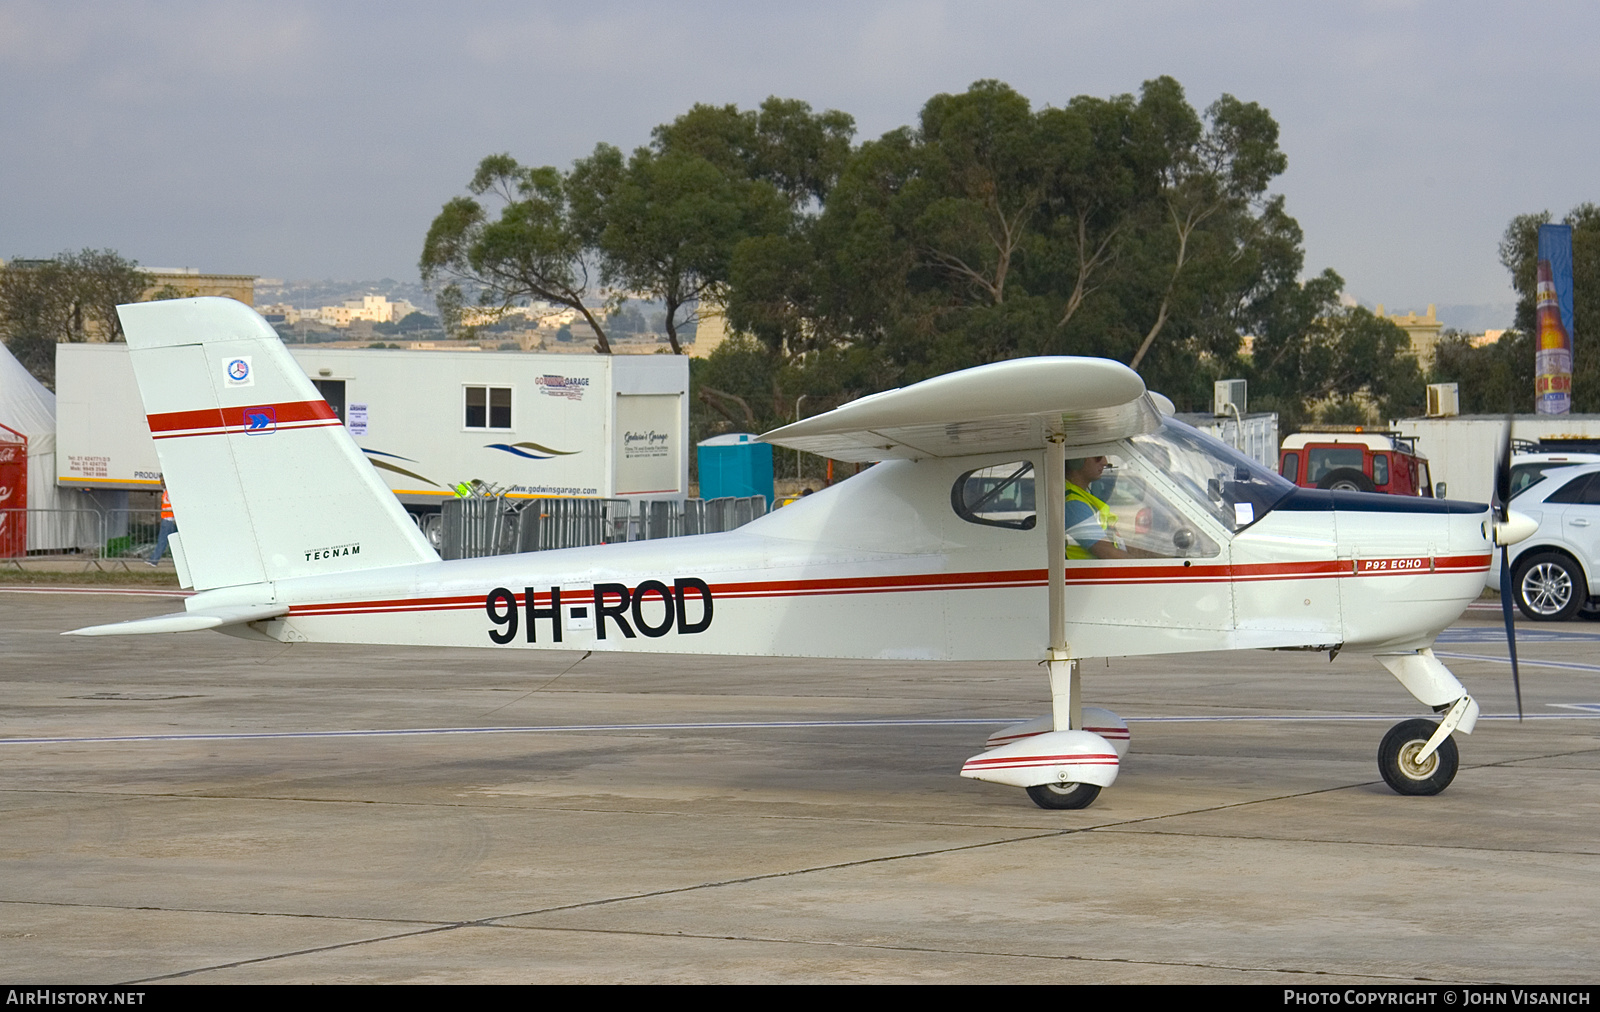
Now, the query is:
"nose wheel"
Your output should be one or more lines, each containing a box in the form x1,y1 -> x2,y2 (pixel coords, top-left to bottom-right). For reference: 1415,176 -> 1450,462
1378,718 -> 1459,796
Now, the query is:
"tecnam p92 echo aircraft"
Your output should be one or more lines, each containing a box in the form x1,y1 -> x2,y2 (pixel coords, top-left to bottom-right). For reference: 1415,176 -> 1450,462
67,298 -> 1536,810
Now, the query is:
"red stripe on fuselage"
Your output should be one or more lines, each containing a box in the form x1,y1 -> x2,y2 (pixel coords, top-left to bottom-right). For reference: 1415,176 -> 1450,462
962,753 -> 1121,769
285,555 -> 1494,619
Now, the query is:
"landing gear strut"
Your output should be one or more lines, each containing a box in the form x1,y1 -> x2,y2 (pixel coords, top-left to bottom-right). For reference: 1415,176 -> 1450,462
1378,718 -> 1459,796
1375,651 -> 1479,797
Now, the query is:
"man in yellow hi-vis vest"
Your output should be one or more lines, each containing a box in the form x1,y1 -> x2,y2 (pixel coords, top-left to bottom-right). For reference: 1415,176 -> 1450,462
1064,456 -> 1132,560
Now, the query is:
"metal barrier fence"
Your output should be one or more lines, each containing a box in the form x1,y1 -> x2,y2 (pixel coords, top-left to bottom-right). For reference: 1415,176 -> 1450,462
0,508 -> 175,562
0,508 -> 106,558
102,509 -> 167,560
436,495 -> 769,561
3,498 -> 769,563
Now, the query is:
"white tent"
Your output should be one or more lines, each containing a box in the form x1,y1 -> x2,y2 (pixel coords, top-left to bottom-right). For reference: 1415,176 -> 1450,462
0,341 -> 106,552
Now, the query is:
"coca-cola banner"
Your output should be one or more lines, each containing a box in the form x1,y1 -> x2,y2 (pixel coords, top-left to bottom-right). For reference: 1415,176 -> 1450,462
1535,223 -> 1575,415
0,422 -> 26,558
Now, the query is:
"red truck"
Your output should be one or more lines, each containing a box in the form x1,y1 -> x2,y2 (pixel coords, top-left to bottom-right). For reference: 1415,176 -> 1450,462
1279,428 -> 1435,497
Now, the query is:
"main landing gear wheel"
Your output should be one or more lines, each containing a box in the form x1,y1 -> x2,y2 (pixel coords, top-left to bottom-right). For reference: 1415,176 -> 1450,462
1025,781 -> 1102,810
1378,718 -> 1459,796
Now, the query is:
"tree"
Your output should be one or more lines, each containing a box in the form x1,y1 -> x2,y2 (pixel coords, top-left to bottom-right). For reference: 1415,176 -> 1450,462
1127,83 -> 1289,371
568,142 -> 790,354
420,155 -> 614,353
1246,270 -> 1424,429
651,96 -> 856,208
1499,204 -> 1600,410
429,81 -> 1322,428
724,78 -> 1303,409
0,249 -> 151,388
1430,329 -> 1533,414
562,98 -> 853,356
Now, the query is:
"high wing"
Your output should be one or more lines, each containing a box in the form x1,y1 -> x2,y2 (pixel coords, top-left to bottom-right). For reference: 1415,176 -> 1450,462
759,356 -> 1162,461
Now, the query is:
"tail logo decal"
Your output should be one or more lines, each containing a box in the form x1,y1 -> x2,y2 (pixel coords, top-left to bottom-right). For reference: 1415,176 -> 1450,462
244,407 -> 277,434
225,357 -> 253,386
148,399 -> 339,440
306,543 -> 360,562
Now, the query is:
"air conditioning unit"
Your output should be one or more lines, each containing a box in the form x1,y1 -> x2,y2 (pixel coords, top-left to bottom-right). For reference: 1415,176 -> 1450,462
1426,383 -> 1459,418
1214,378 -> 1247,416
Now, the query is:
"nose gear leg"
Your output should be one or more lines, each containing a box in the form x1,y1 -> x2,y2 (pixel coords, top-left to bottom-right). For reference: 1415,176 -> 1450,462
1375,648 -> 1480,734
1373,648 -> 1478,796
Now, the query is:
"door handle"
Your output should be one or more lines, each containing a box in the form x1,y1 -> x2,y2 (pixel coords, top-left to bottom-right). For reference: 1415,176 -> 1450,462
1571,518 -> 1592,527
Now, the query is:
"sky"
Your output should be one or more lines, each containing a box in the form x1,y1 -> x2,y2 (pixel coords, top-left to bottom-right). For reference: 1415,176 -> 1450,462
3,0 -> 1597,328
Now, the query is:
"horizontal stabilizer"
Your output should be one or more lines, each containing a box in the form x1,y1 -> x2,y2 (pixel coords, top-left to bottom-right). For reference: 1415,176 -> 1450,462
759,357 -> 1157,461
63,604 -> 288,637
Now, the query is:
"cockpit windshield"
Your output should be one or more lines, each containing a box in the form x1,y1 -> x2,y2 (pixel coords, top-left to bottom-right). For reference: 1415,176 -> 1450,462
1127,418 -> 1297,533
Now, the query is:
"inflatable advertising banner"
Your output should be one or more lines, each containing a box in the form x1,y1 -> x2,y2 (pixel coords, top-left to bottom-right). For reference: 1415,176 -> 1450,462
1535,223 -> 1575,415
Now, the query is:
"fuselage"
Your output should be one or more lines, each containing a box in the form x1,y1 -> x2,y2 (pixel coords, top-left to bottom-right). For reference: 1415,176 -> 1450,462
193,436 -> 1495,662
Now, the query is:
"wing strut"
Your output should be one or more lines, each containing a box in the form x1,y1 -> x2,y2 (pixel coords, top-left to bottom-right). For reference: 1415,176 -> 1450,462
1043,434 -> 1080,731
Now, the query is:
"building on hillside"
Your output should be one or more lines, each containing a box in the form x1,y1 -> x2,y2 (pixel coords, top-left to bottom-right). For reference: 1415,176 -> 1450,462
689,306 -> 730,359
144,268 -> 256,306
1375,303 -> 1444,368
459,304 -> 578,328
256,303 -> 301,325
296,295 -> 421,328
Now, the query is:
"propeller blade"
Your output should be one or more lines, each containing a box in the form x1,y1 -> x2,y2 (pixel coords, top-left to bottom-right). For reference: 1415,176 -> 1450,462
1499,545 -> 1523,721
1494,409 -> 1514,522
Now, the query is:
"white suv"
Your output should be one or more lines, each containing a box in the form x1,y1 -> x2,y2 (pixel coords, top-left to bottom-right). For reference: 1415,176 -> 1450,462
1490,462 -> 1600,620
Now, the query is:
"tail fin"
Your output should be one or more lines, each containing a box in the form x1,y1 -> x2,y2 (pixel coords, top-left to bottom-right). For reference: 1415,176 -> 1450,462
117,297 -> 437,590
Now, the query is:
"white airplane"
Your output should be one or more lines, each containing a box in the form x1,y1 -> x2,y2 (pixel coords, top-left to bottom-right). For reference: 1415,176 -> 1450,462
66,298 -> 1537,810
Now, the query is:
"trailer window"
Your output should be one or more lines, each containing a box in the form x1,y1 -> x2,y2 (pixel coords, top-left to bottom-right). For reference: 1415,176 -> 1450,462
465,386 -> 512,429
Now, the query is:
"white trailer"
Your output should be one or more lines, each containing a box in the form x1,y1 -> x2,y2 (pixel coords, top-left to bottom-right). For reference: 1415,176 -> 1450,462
55,343 -> 689,507
1174,411 -> 1279,470
1391,414 -> 1600,503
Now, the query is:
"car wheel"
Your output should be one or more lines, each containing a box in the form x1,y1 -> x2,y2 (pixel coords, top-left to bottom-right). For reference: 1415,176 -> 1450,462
1317,468 -> 1376,493
1513,551 -> 1585,621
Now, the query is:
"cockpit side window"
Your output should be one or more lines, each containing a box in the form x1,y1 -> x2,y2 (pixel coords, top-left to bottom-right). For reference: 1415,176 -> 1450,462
952,462 -> 1038,530
951,455 -> 1222,559
1071,454 -> 1220,559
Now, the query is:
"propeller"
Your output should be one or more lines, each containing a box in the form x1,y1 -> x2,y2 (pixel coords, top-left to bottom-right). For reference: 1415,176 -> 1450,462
1492,410 -> 1523,721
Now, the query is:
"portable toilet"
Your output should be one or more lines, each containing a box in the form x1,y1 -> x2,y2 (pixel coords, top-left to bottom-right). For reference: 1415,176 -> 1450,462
697,433 -> 774,506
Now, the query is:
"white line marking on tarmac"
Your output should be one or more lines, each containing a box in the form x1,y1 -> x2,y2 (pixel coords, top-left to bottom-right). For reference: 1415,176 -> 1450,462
3,712 -> 1597,747
1435,651 -> 1600,673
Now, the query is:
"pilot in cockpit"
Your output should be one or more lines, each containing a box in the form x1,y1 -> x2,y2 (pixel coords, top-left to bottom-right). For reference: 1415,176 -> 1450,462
1064,456 -> 1133,559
